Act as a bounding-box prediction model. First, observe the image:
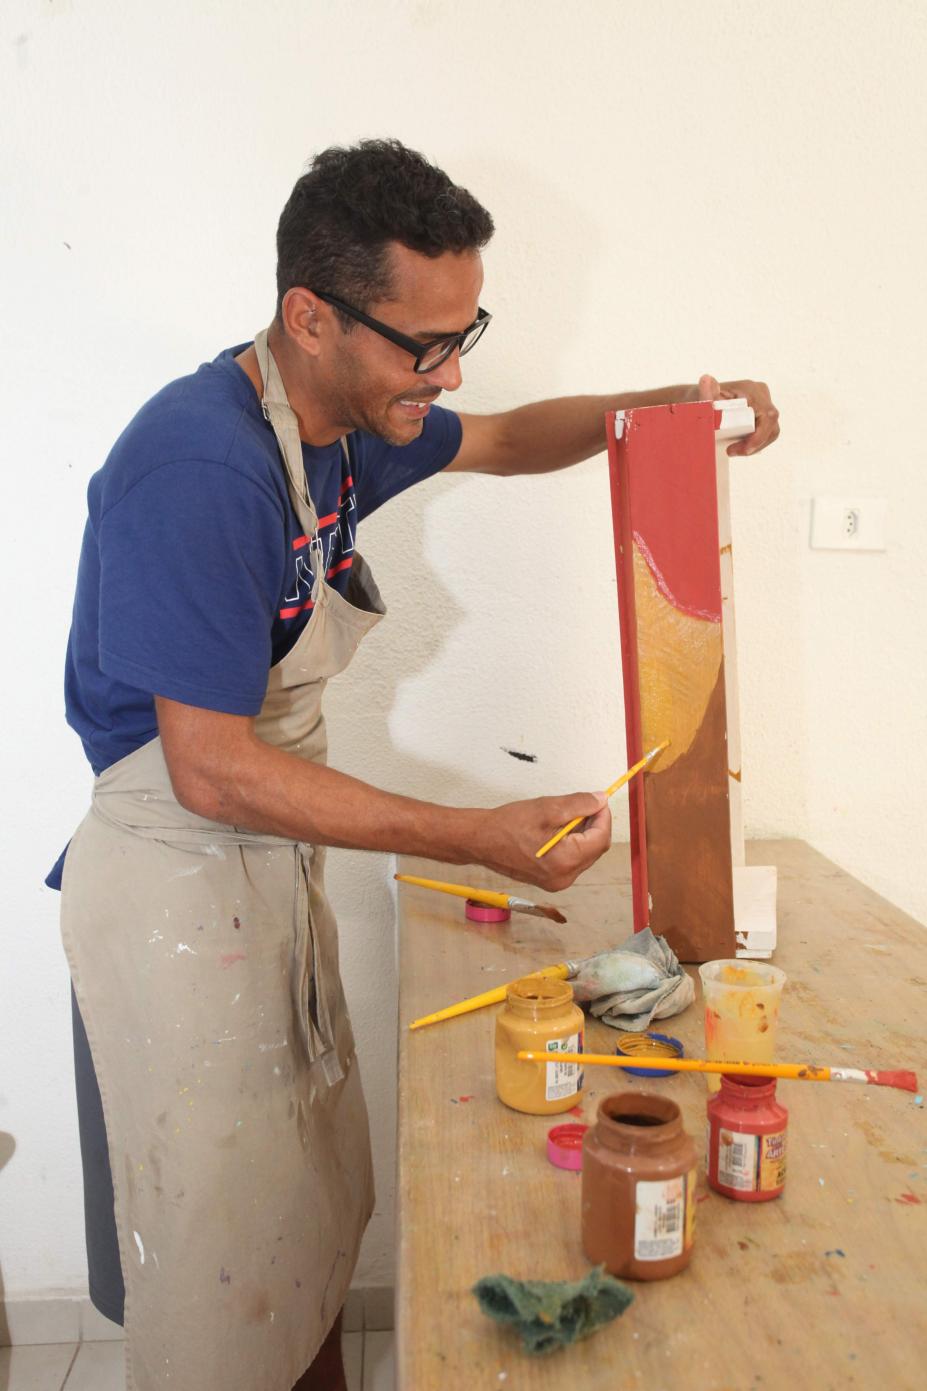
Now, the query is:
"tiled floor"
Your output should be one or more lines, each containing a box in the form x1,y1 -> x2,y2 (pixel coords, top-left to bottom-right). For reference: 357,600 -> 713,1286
0,1332 -> 395,1391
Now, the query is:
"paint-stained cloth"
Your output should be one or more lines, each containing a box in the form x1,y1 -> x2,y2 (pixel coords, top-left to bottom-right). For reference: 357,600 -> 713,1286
473,1267 -> 634,1355
568,927 -> 696,1030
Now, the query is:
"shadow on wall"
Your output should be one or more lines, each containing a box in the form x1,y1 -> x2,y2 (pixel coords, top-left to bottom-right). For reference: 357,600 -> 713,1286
325,472 -> 482,811
324,151 -> 609,822
0,1130 -> 16,1369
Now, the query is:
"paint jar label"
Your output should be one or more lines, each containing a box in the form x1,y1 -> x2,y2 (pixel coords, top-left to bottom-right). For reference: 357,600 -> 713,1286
633,1176 -> 686,1261
545,1032 -> 582,1101
719,1129 -> 787,1192
759,1131 -> 787,1190
718,1129 -> 758,1190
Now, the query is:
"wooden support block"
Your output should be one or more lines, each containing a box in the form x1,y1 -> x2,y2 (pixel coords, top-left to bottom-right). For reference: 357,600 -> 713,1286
733,863 -> 778,957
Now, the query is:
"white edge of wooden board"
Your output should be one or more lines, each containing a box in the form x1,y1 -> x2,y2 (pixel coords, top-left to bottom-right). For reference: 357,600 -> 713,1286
733,863 -> 778,958
612,397 -> 754,440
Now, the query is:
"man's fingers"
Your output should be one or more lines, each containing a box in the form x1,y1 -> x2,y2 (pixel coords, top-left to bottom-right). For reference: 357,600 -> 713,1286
528,799 -> 612,889
574,806 -> 612,841
717,380 -> 780,457
549,791 -> 606,825
550,803 -> 612,856
698,373 -> 721,402
728,405 -> 780,457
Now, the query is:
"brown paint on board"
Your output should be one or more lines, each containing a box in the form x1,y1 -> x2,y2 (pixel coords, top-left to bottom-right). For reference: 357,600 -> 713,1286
642,666 -> 736,963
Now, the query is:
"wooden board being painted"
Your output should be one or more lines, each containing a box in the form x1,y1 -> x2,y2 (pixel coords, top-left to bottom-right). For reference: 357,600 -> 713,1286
606,398 -> 776,963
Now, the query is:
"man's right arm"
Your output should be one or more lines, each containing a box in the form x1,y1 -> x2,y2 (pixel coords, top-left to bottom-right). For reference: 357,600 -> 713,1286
156,697 -> 611,893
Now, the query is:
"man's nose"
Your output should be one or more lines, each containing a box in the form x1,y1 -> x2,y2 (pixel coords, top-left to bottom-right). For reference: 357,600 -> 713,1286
422,347 -> 463,393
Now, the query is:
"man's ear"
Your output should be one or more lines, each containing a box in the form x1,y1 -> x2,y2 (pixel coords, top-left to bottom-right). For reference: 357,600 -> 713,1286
280,287 -> 325,357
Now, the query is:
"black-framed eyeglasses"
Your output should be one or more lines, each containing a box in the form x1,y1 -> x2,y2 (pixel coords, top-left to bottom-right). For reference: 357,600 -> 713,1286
313,290 -> 491,374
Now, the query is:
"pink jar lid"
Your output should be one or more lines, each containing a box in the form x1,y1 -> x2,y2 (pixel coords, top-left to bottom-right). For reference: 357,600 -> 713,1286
547,1122 -> 589,1170
465,898 -> 511,922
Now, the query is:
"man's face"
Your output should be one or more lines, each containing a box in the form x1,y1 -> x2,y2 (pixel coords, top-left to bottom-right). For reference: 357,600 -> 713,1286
323,242 -> 484,445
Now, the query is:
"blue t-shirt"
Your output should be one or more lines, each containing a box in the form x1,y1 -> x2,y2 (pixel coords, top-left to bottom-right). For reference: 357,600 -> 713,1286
48,344 -> 461,888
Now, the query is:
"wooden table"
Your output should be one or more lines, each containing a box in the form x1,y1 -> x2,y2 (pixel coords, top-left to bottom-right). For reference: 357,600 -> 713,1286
395,840 -> 925,1391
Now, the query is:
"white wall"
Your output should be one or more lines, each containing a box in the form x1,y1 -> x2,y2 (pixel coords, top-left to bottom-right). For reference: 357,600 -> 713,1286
2,0 -> 925,1301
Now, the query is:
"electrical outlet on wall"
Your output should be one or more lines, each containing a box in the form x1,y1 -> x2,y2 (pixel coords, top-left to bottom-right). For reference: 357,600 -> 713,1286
810,497 -> 887,551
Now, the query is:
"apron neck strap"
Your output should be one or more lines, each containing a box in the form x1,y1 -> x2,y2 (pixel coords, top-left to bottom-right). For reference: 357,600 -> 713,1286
253,328 -> 319,536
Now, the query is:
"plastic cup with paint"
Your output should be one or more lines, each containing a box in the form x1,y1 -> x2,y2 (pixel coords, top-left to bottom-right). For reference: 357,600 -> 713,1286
697,960 -> 787,1094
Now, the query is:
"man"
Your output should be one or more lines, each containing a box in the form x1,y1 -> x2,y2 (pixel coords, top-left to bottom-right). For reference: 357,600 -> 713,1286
53,138 -> 778,1391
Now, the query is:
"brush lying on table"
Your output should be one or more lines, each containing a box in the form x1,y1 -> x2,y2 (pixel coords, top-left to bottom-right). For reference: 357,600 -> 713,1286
394,874 -> 567,924
407,928 -> 693,1032
515,1050 -> 919,1093
408,964 -> 572,1031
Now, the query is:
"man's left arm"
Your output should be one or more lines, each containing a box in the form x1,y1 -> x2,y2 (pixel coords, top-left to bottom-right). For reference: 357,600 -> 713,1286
447,375 -> 780,475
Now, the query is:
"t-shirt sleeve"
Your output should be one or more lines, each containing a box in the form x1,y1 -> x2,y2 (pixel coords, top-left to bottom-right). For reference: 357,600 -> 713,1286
97,460 -> 285,714
353,404 -> 462,520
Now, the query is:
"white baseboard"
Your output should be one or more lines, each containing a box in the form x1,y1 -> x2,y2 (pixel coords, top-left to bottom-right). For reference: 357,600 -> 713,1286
0,1295 -> 122,1348
1,1286 -> 394,1346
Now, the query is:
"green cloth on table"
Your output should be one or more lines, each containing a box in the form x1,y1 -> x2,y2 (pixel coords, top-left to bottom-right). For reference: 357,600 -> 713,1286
472,1266 -> 634,1356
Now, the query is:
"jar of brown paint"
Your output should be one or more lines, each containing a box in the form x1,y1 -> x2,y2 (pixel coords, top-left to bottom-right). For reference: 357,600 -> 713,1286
495,977 -> 585,1115
581,1092 -> 698,1281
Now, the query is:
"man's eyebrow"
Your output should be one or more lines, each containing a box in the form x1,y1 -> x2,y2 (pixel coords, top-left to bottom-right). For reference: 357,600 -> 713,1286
412,326 -> 462,341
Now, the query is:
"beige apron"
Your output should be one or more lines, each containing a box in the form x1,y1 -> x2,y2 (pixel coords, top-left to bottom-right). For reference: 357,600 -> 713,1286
61,330 -> 385,1391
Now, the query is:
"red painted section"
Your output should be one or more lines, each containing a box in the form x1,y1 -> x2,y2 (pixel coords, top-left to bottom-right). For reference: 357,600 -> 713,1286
606,411 -> 649,932
625,402 -> 723,622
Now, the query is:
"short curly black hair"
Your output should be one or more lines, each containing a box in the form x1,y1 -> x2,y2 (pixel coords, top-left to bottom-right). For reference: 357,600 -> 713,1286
275,139 -> 494,326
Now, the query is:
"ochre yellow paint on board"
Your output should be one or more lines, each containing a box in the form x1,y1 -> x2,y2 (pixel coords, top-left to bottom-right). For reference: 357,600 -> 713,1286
633,544 -> 722,770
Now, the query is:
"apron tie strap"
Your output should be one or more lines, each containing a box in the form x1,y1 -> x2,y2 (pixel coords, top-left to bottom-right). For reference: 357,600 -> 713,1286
294,844 -> 344,1087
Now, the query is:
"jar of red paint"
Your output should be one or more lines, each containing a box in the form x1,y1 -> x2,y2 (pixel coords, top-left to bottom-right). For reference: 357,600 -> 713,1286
707,1074 -> 788,1202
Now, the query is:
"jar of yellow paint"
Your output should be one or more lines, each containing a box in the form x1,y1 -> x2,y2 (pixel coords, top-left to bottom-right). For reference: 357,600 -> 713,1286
495,977 -> 585,1115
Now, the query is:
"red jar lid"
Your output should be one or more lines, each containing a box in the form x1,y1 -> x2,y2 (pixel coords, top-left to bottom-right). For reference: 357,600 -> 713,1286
547,1122 -> 589,1171
465,898 -> 511,922
719,1073 -> 779,1101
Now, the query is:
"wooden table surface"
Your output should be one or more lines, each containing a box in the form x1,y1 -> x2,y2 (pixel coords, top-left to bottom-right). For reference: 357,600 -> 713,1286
395,840 -> 926,1391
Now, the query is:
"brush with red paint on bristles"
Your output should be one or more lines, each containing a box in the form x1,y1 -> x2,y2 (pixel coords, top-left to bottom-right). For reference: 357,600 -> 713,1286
514,1051 -> 919,1093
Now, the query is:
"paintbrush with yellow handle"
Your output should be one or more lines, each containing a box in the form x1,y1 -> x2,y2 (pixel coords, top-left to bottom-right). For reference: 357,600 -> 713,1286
515,1051 -> 918,1093
534,740 -> 670,859
408,963 -> 572,1031
394,874 -> 567,924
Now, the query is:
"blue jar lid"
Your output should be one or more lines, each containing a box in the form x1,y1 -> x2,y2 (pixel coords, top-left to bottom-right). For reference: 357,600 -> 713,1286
615,1030 -> 685,1078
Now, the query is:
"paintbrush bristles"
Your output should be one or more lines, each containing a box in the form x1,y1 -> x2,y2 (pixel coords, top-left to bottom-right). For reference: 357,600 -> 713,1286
539,906 -> 568,925
872,1070 -> 918,1092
